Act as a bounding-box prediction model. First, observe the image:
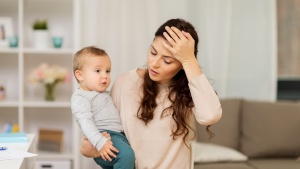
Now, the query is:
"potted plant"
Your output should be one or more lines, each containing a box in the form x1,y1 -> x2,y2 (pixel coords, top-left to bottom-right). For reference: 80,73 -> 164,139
33,19 -> 48,30
32,19 -> 50,49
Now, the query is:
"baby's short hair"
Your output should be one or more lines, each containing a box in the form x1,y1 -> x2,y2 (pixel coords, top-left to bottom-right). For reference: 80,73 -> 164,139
73,46 -> 108,83
73,46 -> 108,73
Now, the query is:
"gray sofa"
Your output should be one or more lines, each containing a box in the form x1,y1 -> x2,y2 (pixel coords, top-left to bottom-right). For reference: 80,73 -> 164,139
194,99 -> 300,169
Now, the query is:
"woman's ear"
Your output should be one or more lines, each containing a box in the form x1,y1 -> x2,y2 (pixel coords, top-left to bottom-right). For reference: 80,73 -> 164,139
75,70 -> 83,82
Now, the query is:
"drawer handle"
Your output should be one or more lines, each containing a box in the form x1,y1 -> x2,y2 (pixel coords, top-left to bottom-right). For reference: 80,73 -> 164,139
41,164 -> 52,168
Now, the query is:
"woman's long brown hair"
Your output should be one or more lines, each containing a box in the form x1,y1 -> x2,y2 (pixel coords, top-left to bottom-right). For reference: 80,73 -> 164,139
137,19 -> 214,146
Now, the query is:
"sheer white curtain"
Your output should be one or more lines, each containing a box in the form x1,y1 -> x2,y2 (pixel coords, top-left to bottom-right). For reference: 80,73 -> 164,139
224,0 -> 277,101
81,0 -> 276,101
80,1 -> 276,167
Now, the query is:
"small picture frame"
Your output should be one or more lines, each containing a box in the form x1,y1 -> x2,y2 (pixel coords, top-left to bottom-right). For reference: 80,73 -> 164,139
0,17 -> 14,48
0,79 -> 6,100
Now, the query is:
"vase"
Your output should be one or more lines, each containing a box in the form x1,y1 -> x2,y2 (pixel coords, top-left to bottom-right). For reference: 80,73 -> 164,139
44,83 -> 56,101
52,36 -> 63,48
33,30 -> 50,49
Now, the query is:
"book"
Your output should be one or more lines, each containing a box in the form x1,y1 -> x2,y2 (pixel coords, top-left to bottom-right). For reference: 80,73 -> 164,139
0,132 -> 28,143
38,129 -> 63,152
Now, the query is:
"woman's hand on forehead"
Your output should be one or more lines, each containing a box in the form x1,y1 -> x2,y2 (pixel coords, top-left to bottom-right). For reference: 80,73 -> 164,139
162,26 -> 195,64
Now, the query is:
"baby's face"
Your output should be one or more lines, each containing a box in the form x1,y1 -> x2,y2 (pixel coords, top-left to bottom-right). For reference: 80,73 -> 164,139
79,55 -> 111,92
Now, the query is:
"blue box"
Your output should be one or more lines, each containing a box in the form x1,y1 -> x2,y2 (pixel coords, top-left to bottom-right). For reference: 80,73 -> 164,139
0,132 -> 28,143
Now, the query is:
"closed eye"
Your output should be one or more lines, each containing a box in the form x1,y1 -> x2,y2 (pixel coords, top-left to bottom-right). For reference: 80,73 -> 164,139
151,51 -> 157,55
164,60 -> 171,64
150,45 -> 157,55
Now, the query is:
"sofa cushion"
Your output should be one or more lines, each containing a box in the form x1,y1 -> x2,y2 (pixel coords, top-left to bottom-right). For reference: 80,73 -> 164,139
241,100 -> 300,158
196,99 -> 242,150
248,159 -> 300,169
192,141 -> 248,163
194,162 -> 254,169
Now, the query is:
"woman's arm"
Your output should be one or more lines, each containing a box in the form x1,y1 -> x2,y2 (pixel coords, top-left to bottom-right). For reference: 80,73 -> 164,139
189,75 -> 222,125
80,136 -> 100,158
80,132 -> 111,158
163,26 -> 222,125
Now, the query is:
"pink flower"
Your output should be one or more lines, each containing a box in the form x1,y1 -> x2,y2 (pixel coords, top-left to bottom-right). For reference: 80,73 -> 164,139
29,63 -> 71,85
65,72 -> 72,83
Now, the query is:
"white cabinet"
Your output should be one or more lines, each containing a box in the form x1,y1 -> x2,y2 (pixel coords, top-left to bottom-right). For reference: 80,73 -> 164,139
35,160 -> 71,169
0,0 -> 81,169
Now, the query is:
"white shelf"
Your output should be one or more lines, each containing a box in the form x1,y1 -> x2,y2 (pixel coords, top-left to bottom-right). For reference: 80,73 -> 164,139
0,48 -> 19,54
23,101 -> 71,108
0,1 -> 81,169
23,48 -> 74,54
0,100 -> 19,107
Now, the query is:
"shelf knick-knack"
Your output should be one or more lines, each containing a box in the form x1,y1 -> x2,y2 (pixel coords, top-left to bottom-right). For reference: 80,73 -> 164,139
0,85 -> 5,100
32,19 -> 50,49
29,63 -> 71,101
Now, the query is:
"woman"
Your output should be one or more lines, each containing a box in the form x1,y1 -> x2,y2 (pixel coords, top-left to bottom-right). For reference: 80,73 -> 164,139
80,18 -> 222,169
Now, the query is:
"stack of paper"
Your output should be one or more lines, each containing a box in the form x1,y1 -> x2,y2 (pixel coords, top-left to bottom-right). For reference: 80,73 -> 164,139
0,148 -> 37,161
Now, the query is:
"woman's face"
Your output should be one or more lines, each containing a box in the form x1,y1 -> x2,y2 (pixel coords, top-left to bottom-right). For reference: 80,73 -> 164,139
147,37 -> 182,84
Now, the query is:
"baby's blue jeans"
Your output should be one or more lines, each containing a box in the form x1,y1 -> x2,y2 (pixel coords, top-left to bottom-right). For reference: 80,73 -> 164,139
93,130 -> 135,169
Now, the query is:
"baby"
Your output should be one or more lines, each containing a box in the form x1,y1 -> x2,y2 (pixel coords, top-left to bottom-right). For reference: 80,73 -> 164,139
71,46 -> 135,169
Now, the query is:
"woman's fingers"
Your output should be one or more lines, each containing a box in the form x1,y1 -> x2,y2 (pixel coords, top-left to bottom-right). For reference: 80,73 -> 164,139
163,26 -> 196,63
163,32 -> 175,47
170,26 -> 186,40
164,26 -> 189,44
165,26 -> 180,43
163,26 -> 191,51
182,31 -> 194,43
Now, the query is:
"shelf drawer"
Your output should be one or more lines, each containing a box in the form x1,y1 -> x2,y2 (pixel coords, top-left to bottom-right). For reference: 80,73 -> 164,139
35,160 -> 71,169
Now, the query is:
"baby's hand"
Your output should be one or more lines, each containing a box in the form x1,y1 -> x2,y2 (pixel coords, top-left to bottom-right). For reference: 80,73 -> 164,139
99,140 -> 119,161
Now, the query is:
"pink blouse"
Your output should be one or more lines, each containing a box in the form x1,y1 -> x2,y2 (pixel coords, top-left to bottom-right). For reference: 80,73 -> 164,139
111,69 -> 222,169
